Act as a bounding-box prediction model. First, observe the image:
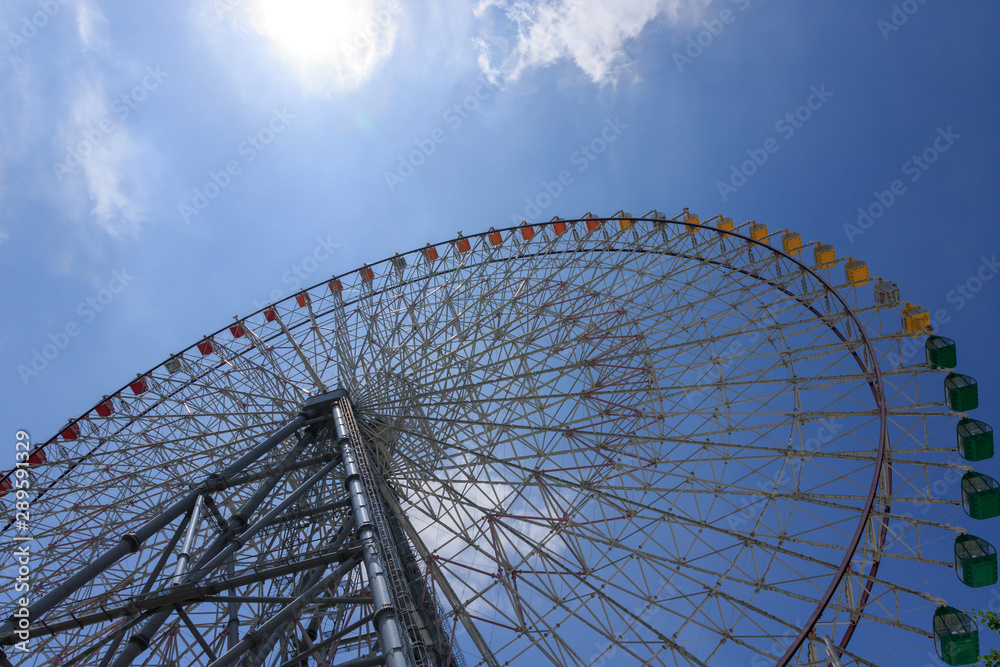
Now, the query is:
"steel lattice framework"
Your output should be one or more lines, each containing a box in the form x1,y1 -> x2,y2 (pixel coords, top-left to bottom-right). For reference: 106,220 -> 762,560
0,212 -> 977,666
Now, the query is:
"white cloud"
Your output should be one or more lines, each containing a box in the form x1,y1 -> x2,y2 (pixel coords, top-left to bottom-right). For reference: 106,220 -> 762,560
45,2 -> 159,236
475,0 -> 712,85
54,78 -> 149,236
80,134 -> 147,235
0,0 -> 155,236
75,0 -> 111,55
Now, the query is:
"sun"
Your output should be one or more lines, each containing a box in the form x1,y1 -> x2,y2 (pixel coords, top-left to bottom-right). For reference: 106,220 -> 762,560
249,0 -> 399,88
254,0 -> 360,63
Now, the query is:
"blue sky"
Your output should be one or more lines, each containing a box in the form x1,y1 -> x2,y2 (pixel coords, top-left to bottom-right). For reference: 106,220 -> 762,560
1,0 -> 999,663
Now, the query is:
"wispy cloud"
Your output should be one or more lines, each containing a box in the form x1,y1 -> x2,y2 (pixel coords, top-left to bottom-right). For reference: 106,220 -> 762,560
475,0 -> 712,85
43,0 -> 161,237
55,77 -> 149,236
79,134 -> 148,235
75,0 -> 111,54
0,0 -> 157,237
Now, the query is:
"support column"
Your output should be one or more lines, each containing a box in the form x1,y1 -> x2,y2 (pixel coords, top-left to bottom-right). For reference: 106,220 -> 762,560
0,400 -> 324,643
226,556 -> 239,667
172,495 -> 204,585
105,390 -> 346,667
333,403 -> 410,667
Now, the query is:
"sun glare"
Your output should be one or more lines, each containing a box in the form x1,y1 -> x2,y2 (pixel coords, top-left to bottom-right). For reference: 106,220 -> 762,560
250,0 -> 399,88
255,0 -> 358,62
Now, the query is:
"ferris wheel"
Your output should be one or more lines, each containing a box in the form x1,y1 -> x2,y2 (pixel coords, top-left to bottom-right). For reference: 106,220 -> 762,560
1,211 -> 995,667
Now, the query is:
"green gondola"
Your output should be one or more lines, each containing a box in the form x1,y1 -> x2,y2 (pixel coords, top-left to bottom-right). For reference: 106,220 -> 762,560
945,373 -> 979,411
957,418 -> 994,461
962,472 -> 1000,519
933,606 -> 979,665
955,534 -> 998,588
925,336 -> 957,369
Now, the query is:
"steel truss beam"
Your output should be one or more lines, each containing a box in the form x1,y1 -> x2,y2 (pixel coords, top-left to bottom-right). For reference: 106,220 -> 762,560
24,541 -> 362,640
0,393 -> 343,645
22,388 -> 454,667
239,541 -> 350,667
8,390 -> 468,667
108,418 -> 331,667
274,611 -> 379,667
209,554 -> 365,667
1,391 -> 363,667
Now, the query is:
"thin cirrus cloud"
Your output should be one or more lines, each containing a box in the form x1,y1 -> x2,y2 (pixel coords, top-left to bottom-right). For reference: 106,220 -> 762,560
55,77 -> 149,237
475,0 -> 712,85
74,0 -> 112,55
49,2 -> 152,237
0,0 -> 136,237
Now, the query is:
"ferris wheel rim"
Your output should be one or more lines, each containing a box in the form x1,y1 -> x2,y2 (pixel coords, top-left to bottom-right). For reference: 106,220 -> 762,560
5,213 -> 902,665
20,215 -> 889,448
